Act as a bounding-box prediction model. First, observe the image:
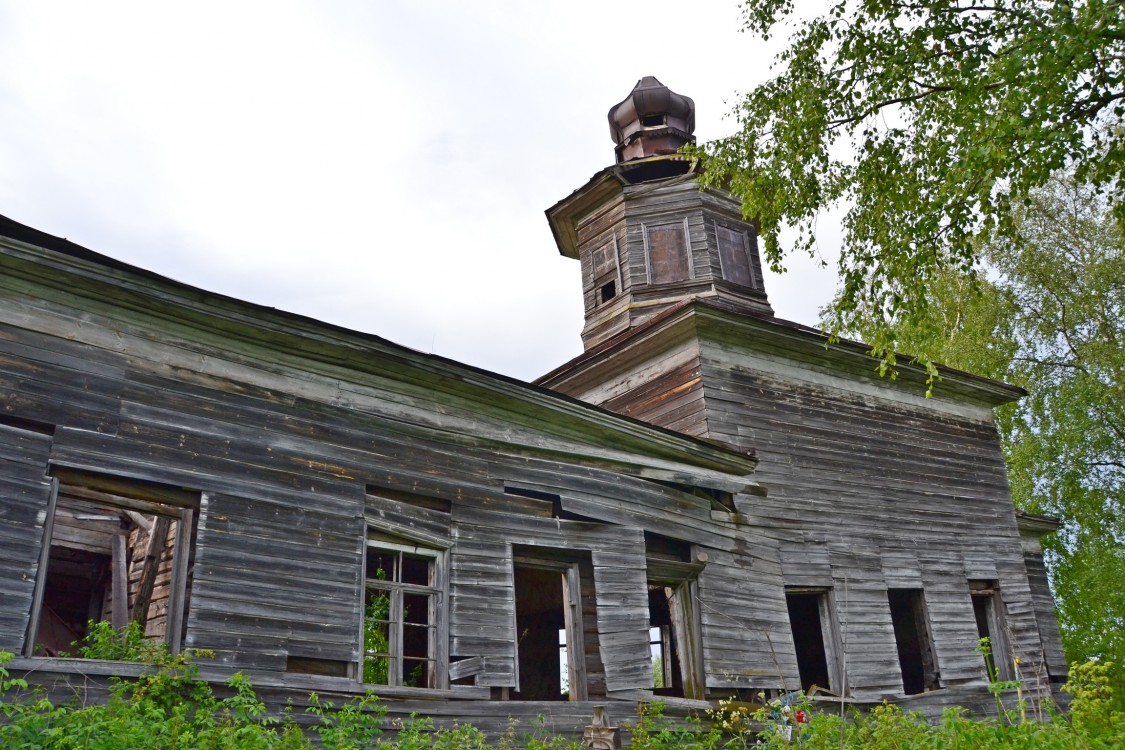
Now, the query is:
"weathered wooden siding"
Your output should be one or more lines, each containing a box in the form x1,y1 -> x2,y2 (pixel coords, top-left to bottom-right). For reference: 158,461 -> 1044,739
697,543 -> 800,691
694,333 -> 1051,699
189,491 -> 365,670
0,423 -> 53,652
1022,542 -> 1068,680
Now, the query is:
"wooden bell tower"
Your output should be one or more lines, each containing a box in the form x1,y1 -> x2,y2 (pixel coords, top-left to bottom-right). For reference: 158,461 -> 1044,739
546,76 -> 773,350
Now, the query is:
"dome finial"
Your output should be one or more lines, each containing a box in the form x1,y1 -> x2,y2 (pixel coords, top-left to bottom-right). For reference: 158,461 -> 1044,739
607,77 -> 695,163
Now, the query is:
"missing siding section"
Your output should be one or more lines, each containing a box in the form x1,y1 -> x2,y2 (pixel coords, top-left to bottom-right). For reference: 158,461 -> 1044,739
0,414 -> 55,435
504,486 -> 592,522
649,481 -> 736,513
365,486 -> 451,514
887,588 -> 940,695
785,589 -> 841,695
286,656 -> 350,677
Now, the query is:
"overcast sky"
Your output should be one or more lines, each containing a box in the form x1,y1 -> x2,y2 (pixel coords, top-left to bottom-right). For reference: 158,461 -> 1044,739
0,1 -> 839,381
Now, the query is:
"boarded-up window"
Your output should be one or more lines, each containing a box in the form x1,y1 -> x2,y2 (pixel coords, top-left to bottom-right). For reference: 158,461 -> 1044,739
716,224 -> 757,289
645,222 -> 691,284
29,470 -> 198,657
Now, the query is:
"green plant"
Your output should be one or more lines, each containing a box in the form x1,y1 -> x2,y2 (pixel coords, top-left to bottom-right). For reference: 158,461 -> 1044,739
306,689 -> 386,750
625,701 -> 720,750
67,619 -> 172,663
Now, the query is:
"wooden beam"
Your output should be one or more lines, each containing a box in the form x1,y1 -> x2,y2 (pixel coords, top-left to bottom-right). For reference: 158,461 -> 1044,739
111,531 -> 128,631
131,516 -> 170,627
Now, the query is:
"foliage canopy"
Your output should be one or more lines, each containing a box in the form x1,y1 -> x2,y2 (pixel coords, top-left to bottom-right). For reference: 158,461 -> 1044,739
824,174 -> 1124,701
695,0 -> 1124,371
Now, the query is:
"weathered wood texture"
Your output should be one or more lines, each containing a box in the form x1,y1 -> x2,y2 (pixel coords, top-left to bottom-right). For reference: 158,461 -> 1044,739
0,423 -> 53,651
572,179 -> 771,348
692,336 -> 1048,697
0,232 -> 767,723
547,302 -> 1063,706
1021,539 -> 1068,681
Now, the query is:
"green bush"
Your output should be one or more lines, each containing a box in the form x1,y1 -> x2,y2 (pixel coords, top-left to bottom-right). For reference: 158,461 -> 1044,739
3,643 -> 1125,749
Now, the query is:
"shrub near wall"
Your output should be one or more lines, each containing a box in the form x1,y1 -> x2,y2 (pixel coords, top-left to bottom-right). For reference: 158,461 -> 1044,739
2,631 -> 1123,749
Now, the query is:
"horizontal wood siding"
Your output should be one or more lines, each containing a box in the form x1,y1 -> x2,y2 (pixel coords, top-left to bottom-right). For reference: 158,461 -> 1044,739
693,339 -> 1050,698
829,548 -> 902,697
591,547 -> 651,692
697,542 -> 799,690
447,536 -> 516,687
0,424 -> 53,651
187,491 -> 364,669
1022,545 -> 1068,680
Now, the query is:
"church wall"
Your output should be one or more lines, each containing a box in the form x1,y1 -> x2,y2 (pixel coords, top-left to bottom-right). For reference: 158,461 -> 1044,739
0,239 -> 770,735
697,335 -> 1054,700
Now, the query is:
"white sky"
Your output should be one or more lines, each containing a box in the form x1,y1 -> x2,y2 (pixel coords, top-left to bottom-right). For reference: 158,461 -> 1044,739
0,1 -> 839,381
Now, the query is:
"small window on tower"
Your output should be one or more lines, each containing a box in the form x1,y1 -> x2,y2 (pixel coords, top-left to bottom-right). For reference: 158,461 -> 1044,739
641,114 -> 666,127
600,281 -> 616,303
590,238 -> 622,307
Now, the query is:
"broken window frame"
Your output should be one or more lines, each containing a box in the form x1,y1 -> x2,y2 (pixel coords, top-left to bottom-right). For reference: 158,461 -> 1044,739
25,468 -> 199,658
362,528 -> 448,690
887,587 -> 941,695
969,580 -> 1013,682
510,553 -> 588,702
785,587 -> 844,696
646,558 -> 705,700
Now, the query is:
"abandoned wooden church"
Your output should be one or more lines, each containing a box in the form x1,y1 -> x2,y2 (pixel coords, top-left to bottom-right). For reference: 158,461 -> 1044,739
0,78 -> 1067,734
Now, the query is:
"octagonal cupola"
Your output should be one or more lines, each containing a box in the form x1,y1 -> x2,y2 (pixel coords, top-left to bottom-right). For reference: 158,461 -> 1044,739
547,78 -> 774,350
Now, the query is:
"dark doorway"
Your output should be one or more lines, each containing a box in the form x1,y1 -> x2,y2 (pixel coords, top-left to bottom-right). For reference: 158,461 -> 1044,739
887,588 -> 939,695
970,580 -> 1011,680
512,564 -> 567,700
787,592 -> 831,693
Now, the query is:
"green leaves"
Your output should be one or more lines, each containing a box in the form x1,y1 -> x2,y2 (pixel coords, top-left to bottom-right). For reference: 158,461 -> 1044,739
696,0 -> 1124,374
825,173 -> 1125,706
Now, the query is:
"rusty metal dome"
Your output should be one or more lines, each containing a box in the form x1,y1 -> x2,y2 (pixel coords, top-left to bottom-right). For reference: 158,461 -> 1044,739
607,77 -> 695,163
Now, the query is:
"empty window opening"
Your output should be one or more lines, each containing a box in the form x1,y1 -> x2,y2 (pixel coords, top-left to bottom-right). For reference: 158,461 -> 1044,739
786,592 -> 837,694
364,532 -> 442,688
600,280 -> 617,304
646,554 -> 705,699
589,238 -> 621,310
641,114 -> 666,127
30,471 -> 198,657
970,580 -> 1012,681
887,588 -> 939,695
648,584 -> 688,696
511,556 -> 587,701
